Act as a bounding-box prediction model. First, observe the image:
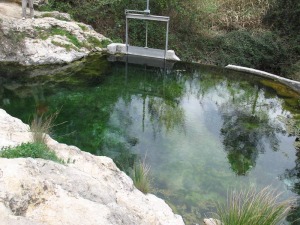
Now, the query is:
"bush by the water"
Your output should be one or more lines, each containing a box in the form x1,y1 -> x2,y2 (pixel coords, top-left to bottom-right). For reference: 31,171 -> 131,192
263,0 -> 300,80
212,30 -> 287,73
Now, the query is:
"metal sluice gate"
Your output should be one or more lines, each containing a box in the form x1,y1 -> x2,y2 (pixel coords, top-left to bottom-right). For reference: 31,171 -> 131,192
125,1 -> 170,59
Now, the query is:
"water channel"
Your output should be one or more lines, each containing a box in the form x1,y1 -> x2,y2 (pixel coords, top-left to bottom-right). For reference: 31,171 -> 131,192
0,55 -> 300,224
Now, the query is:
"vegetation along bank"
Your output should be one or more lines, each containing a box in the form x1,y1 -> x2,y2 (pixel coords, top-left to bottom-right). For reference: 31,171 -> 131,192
40,0 -> 300,80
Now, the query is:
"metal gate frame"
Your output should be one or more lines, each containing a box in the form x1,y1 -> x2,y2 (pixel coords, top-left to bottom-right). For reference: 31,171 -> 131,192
125,11 -> 170,59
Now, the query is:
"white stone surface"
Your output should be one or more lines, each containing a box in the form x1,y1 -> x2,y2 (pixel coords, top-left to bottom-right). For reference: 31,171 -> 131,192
107,43 -> 126,55
166,50 -> 180,61
0,108 -> 185,225
0,109 -> 32,148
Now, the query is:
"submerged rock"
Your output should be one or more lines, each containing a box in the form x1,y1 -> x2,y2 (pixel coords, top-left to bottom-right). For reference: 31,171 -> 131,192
0,2 -> 111,65
0,108 -> 185,225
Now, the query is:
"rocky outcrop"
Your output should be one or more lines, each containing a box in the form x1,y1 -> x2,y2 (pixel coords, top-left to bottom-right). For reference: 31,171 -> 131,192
0,108 -> 185,225
0,2 -> 111,65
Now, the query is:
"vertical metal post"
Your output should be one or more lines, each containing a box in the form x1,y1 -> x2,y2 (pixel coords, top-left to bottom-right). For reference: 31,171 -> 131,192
145,0 -> 150,14
125,55 -> 128,84
146,0 -> 150,11
145,21 -> 148,48
165,20 -> 169,59
126,16 -> 128,54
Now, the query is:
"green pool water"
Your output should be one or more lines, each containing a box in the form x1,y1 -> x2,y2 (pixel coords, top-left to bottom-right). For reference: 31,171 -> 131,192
1,55 -> 300,224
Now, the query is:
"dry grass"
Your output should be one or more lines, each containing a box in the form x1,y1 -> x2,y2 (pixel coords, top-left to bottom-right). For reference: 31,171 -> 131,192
185,0 -> 272,30
30,112 -> 58,144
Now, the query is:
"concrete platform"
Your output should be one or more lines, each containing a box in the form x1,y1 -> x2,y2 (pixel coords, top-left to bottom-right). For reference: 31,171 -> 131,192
107,54 -> 176,69
107,43 -> 180,61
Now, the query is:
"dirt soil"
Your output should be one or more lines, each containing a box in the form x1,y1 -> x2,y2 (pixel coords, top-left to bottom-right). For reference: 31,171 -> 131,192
0,2 -> 23,19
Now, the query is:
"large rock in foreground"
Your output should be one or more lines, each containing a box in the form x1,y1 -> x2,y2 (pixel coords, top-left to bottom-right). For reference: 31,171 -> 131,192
0,109 -> 185,225
0,3 -> 111,65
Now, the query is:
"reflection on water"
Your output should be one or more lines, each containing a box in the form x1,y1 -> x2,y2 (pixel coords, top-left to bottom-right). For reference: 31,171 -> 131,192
220,86 -> 283,175
0,56 -> 300,224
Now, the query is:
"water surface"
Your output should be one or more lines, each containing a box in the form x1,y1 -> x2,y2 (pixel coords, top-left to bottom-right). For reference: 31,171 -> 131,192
1,56 -> 300,224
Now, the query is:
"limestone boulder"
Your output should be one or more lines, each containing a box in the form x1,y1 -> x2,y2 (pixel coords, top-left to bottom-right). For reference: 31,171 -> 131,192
0,108 -> 185,225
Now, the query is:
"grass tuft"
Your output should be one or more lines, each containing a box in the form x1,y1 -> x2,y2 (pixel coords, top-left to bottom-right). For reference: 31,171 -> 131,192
30,112 -> 58,144
37,27 -> 83,48
78,24 -> 88,31
87,36 -> 111,48
214,186 -> 293,225
51,40 -> 75,51
131,160 -> 151,194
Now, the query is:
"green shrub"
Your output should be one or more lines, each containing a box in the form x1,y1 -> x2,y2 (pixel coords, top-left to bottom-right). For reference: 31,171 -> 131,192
38,0 -> 73,13
263,0 -> 300,35
0,142 -> 63,163
213,30 -> 287,73
131,160 -> 151,194
215,186 -> 293,225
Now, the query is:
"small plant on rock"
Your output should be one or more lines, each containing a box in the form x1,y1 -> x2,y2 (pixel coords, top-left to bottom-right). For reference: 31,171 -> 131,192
87,36 -> 111,48
0,142 -> 63,163
131,159 -> 151,194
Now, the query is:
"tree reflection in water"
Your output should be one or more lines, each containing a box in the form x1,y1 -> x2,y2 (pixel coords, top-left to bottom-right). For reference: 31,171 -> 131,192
283,154 -> 300,224
220,85 -> 282,175
280,118 -> 300,224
